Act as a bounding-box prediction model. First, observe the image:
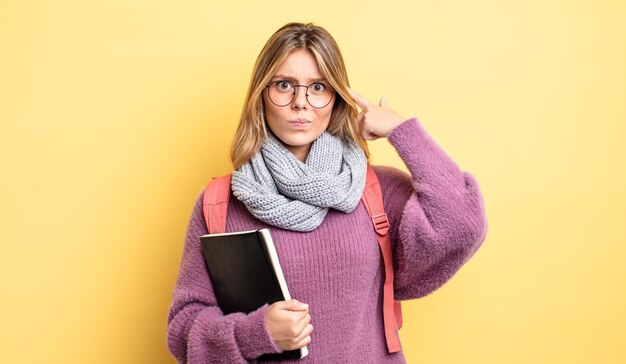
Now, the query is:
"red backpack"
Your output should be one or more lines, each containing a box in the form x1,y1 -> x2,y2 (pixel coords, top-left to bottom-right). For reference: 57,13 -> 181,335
202,164 -> 403,353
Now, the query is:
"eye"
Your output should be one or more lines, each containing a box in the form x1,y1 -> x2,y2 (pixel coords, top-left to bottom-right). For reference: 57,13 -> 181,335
276,81 -> 293,90
311,82 -> 326,92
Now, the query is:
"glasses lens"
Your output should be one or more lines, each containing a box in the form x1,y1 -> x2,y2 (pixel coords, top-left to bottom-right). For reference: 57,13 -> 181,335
268,81 -> 294,107
307,82 -> 333,108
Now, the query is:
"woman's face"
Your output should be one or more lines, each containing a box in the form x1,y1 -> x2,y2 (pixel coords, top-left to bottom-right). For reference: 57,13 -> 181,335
263,49 -> 335,162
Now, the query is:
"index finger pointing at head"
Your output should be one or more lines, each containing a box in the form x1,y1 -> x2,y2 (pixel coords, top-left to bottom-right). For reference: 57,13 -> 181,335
347,88 -> 372,109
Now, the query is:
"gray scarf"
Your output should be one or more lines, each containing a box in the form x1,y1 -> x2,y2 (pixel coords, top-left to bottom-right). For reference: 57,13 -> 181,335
231,131 -> 367,232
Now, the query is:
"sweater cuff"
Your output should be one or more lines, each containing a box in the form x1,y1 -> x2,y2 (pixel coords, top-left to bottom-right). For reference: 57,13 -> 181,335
234,304 -> 283,360
387,117 -> 424,150
387,117 -> 458,178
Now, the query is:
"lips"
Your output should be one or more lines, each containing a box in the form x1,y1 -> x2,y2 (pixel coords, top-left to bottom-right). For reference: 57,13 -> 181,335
289,118 -> 311,124
289,118 -> 311,129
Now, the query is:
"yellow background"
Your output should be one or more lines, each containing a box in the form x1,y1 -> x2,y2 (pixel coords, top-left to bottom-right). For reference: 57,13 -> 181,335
1,0 -> 624,363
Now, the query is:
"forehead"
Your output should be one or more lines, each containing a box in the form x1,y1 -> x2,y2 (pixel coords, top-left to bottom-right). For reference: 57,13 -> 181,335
272,49 -> 323,81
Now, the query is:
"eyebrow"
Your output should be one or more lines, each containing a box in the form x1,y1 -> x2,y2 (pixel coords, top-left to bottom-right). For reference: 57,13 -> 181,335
271,74 -> 327,83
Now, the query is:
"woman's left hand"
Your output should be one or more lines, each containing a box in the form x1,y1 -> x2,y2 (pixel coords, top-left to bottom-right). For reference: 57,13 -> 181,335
348,88 -> 406,141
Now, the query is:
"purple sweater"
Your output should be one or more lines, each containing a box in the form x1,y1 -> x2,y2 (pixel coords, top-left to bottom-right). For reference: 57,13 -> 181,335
167,118 -> 488,363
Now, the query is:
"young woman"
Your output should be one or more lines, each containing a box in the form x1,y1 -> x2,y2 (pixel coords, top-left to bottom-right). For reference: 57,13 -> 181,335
167,22 -> 487,363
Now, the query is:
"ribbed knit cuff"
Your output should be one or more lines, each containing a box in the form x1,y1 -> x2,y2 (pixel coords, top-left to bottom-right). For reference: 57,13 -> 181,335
234,304 -> 283,360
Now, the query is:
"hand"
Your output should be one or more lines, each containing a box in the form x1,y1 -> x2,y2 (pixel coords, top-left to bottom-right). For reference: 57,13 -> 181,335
348,88 -> 406,141
265,299 -> 313,351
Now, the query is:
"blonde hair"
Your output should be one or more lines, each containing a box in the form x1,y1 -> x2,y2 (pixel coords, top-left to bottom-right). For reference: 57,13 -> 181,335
230,22 -> 369,169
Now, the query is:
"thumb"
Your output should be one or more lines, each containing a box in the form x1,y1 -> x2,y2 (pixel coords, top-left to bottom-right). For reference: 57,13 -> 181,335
379,96 -> 389,108
285,299 -> 309,311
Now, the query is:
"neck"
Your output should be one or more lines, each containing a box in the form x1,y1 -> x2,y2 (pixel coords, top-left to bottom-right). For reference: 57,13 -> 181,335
285,144 -> 312,163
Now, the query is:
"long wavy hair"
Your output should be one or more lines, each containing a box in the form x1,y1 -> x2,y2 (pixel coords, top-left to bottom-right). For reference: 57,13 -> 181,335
230,22 -> 369,169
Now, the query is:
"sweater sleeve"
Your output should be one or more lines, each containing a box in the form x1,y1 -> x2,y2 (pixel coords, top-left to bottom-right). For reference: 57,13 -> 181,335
375,117 -> 488,301
166,194 -> 283,363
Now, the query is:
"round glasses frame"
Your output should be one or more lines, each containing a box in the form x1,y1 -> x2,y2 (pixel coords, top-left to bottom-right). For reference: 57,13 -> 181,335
265,81 -> 335,109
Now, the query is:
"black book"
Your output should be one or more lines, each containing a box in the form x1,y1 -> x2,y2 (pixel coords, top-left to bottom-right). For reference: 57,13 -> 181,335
200,228 -> 308,361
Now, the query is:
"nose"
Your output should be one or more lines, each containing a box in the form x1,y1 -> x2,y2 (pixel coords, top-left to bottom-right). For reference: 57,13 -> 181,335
291,85 -> 308,110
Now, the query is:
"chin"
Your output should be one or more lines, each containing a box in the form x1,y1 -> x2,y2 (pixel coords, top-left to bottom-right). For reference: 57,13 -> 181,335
280,135 -> 316,147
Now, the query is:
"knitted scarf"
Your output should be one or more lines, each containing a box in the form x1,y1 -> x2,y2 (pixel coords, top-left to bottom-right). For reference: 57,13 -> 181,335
231,131 -> 367,232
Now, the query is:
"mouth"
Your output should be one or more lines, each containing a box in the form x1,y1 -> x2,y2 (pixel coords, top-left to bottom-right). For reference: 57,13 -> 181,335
289,119 -> 311,128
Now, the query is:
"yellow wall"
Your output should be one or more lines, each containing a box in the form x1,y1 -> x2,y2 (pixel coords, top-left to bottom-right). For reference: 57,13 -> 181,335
1,1 -> 624,363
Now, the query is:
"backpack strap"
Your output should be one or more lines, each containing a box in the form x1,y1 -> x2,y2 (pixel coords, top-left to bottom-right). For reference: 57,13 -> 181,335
361,164 -> 403,353
202,174 -> 232,234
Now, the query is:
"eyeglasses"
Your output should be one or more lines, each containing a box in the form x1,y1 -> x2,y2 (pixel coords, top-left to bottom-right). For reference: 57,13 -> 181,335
265,80 -> 335,109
